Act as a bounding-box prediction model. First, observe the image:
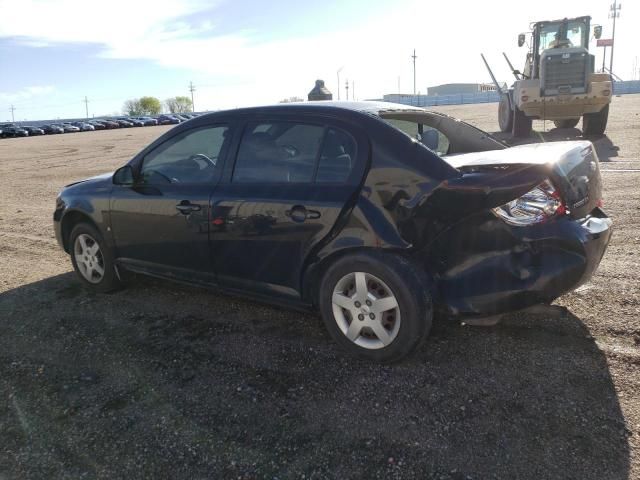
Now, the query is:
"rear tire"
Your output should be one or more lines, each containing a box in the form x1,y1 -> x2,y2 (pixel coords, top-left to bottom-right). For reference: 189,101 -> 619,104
582,104 -> 609,137
553,118 -> 580,129
69,223 -> 122,293
318,252 -> 433,363
512,106 -> 532,137
498,94 -> 514,133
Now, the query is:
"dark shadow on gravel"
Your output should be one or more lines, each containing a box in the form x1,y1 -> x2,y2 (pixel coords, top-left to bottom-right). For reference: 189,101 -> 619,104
0,274 -> 631,479
491,129 -> 620,162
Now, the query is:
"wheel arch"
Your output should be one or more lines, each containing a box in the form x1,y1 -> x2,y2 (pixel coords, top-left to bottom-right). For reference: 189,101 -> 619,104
60,209 -> 102,253
301,246 -> 432,307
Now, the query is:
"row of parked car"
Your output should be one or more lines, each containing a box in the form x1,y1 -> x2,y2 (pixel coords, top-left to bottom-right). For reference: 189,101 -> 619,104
0,113 -> 202,138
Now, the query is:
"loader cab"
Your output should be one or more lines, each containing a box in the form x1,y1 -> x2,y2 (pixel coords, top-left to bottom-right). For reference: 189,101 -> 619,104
528,16 -> 592,80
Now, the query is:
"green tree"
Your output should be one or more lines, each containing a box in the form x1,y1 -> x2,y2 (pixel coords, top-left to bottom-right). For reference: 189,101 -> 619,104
139,96 -> 162,115
123,96 -> 162,116
165,96 -> 193,113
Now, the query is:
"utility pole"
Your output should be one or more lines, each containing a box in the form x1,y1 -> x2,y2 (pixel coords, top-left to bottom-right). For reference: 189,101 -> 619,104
10,105 -> 15,123
83,96 -> 89,119
412,49 -> 417,95
189,81 -> 196,112
397,76 -> 401,94
352,81 -> 355,101
337,67 -> 343,100
609,1 -> 621,75
345,80 -> 349,101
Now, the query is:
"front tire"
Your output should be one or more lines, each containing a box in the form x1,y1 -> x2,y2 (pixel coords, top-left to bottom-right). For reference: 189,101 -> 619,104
319,252 -> 432,363
512,106 -> 532,137
69,223 -> 121,293
583,104 -> 609,136
498,93 -> 514,133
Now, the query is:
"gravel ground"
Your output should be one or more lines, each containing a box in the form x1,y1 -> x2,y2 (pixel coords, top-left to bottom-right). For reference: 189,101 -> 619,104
0,96 -> 638,479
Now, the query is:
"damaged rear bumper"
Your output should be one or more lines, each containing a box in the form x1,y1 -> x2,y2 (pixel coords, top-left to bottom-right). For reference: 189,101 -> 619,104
425,209 -> 612,317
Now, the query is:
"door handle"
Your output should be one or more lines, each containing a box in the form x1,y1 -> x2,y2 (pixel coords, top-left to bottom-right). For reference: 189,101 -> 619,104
285,205 -> 321,223
176,201 -> 202,214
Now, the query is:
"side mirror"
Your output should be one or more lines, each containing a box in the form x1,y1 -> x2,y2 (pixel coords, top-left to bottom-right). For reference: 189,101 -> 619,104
518,33 -> 526,47
593,25 -> 602,39
113,165 -> 135,186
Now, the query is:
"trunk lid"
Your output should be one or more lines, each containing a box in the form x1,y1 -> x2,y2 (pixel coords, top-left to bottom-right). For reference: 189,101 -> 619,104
443,141 -> 602,219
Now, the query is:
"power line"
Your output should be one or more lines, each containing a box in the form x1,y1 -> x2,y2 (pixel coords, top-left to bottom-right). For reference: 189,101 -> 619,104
189,81 -> 196,112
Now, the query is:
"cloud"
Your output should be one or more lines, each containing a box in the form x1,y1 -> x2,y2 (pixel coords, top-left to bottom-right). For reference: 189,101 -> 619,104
0,85 -> 55,104
0,0 -> 636,112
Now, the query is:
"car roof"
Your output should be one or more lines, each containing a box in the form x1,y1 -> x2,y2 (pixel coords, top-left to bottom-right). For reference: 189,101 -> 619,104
221,100 -> 425,118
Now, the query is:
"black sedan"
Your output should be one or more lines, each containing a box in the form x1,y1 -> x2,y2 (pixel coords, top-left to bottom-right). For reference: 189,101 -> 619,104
96,119 -> 119,129
1,124 -> 29,137
88,121 -> 106,130
156,114 -> 180,125
23,126 -> 45,135
23,126 -> 45,136
118,117 -> 144,127
53,102 -> 612,362
42,124 -> 65,134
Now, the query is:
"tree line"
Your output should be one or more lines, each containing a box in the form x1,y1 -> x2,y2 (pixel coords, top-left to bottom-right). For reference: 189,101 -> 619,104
123,96 -> 193,116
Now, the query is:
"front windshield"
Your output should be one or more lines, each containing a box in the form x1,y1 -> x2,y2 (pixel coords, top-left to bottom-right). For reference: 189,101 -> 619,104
538,18 -> 588,53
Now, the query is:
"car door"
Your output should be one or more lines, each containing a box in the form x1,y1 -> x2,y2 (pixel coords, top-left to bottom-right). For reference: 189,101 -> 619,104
109,123 -> 232,281
210,117 -> 366,299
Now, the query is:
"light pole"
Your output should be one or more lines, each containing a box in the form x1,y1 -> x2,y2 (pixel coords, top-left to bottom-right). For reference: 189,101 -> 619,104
337,67 -> 344,100
412,49 -> 417,95
189,81 -> 196,112
609,1 -> 621,75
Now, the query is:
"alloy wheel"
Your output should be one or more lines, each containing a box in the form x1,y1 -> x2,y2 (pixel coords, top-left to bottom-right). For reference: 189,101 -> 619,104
331,272 -> 401,349
73,233 -> 105,284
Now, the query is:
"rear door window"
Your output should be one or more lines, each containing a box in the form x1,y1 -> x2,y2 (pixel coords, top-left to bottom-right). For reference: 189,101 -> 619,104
232,122 -> 325,183
316,128 -> 357,183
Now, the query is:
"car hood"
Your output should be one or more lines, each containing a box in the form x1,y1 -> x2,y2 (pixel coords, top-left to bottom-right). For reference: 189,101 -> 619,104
64,172 -> 114,190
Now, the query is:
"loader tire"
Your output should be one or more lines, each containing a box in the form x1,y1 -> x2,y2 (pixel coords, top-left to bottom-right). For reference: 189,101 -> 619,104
583,104 -> 609,137
512,106 -> 532,137
553,118 -> 580,129
498,94 -> 514,133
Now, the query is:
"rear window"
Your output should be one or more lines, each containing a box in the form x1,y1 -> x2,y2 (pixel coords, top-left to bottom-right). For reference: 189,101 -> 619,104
382,118 -> 450,156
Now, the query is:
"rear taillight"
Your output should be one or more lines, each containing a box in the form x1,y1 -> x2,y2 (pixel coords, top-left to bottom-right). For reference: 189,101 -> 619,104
492,179 -> 567,226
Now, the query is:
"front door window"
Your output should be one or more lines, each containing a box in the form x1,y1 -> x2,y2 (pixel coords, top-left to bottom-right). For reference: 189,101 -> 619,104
140,125 -> 229,184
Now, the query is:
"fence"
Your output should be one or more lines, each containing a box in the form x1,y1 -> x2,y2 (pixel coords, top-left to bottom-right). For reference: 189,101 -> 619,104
383,80 -> 640,108
613,80 -> 640,95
